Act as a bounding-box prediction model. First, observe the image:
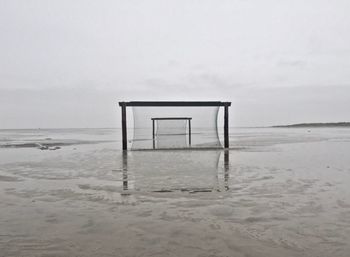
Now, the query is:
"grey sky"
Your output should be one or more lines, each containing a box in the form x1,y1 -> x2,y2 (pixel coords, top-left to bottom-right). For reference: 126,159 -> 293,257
1,0 -> 350,128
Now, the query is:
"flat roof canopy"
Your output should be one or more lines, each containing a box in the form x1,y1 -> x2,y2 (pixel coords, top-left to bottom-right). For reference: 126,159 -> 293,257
119,101 -> 231,107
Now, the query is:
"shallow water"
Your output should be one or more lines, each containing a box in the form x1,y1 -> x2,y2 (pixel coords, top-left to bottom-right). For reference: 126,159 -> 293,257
0,128 -> 350,256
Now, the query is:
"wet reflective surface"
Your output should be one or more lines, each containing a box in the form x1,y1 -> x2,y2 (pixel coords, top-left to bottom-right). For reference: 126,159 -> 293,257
121,150 -> 229,193
1,128 -> 350,256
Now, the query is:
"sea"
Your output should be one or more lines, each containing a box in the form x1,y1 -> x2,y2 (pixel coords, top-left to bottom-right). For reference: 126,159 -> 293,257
0,127 -> 350,257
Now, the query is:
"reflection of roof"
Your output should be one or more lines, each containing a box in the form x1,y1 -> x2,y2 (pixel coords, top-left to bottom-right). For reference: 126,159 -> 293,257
119,101 -> 231,107
151,117 -> 192,120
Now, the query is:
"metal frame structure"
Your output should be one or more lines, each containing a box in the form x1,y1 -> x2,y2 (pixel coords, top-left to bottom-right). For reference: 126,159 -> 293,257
151,117 -> 192,149
118,101 -> 231,150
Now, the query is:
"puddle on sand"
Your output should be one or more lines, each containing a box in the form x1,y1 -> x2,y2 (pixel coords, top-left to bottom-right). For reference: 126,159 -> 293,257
120,150 -> 230,194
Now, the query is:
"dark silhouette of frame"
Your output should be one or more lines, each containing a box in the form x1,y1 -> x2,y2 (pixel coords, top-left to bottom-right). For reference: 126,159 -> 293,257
151,117 -> 192,149
118,101 -> 231,150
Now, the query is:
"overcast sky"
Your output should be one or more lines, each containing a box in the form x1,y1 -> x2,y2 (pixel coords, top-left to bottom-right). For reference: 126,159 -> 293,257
1,0 -> 350,128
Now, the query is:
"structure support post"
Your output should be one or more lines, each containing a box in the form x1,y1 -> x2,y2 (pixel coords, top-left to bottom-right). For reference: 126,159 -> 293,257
188,119 -> 192,146
152,119 -> 155,149
224,105 -> 229,148
121,103 -> 127,150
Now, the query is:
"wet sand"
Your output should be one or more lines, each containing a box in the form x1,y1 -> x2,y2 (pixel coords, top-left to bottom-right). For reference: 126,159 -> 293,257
1,128 -> 350,256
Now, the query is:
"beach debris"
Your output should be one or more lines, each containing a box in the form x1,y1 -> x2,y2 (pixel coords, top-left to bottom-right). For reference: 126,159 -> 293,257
35,143 -> 48,150
48,146 -> 61,150
35,143 -> 60,150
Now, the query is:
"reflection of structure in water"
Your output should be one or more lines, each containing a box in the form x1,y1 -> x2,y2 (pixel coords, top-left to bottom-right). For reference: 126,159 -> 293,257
122,150 -> 128,191
121,150 -> 230,193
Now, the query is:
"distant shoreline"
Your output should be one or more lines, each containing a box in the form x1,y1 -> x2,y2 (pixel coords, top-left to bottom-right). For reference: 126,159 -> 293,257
272,122 -> 350,128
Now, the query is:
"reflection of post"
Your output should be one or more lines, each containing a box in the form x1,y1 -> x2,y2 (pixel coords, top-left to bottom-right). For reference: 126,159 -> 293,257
224,150 -> 229,190
122,150 -> 128,191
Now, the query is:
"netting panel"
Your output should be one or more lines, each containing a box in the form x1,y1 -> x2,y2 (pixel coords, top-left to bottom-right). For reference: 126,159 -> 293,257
155,119 -> 189,149
156,120 -> 188,135
132,106 -> 221,150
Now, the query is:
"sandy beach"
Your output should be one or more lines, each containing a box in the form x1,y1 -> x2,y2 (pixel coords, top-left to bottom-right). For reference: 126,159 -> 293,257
1,128 -> 350,257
